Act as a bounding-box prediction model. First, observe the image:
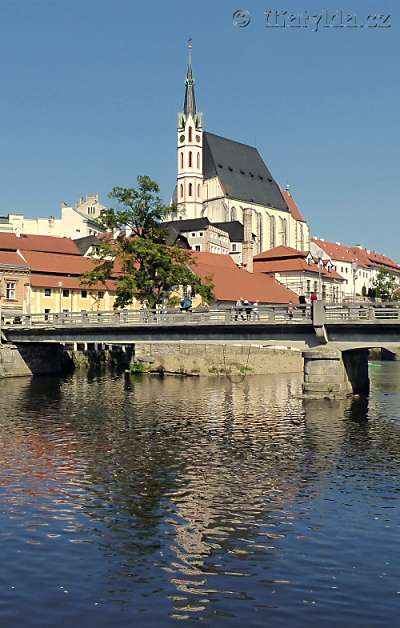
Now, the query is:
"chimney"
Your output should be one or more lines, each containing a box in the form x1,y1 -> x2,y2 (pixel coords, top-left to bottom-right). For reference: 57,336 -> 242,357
242,207 -> 253,273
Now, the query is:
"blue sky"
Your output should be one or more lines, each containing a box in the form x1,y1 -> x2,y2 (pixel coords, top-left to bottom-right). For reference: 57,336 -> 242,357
0,0 -> 398,257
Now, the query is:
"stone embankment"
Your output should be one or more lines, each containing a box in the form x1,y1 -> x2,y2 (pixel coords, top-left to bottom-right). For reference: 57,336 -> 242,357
133,343 -> 303,377
0,343 -> 72,378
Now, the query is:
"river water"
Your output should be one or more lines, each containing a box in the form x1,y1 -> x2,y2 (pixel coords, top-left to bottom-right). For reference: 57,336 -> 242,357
0,362 -> 400,627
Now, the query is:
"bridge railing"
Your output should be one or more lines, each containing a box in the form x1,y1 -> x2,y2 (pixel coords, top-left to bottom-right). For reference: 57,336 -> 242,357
11,304 -> 312,328
6,303 -> 400,330
325,304 -> 400,321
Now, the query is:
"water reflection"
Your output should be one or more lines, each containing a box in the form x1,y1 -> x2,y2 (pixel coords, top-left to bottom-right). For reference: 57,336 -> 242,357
0,364 -> 400,627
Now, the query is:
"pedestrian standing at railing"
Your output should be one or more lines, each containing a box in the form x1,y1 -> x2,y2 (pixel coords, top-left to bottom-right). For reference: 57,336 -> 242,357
141,301 -> 149,323
299,293 -> 307,317
252,301 -> 259,321
244,299 -> 252,321
235,298 -> 245,321
310,291 -> 317,319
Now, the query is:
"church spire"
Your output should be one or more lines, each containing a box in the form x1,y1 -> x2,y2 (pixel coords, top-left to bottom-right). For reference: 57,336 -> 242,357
183,39 -> 196,117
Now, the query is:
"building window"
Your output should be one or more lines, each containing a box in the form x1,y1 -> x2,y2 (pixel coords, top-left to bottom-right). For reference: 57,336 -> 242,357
81,290 -> 88,298
188,126 -> 192,142
180,184 -> 183,199
98,291 -> 104,299
44,288 -> 52,297
257,213 -> 263,253
306,279 -> 311,295
5,282 -> 16,300
88,206 -> 95,215
44,308 -> 51,321
197,184 -> 201,198
230,206 -> 237,221
188,183 -> 193,196
279,217 -> 288,246
232,243 -> 237,252
188,151 -> 193,167
180,152 -> 184,169
197,152 -> 200,169
269,215 -> 276,248
194,245 -> 201,251
62,289 -> 70,298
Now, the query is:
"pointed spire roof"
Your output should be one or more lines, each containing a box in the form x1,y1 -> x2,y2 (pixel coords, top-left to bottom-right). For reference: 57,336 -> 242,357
183,39 -> 196,116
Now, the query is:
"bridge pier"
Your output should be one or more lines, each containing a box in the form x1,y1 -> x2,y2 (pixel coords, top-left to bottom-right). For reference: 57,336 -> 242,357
303,348 -> 370,398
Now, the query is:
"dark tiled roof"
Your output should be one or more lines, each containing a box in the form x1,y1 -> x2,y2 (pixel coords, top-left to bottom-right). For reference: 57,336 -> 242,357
203,132 -> 289,211
74,235 -> 100,255
163,218 -> 210,233
212,221 -> 255,242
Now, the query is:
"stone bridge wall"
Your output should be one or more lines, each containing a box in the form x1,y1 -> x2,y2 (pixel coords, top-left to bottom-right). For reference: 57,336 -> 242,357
134,343 -> 303,377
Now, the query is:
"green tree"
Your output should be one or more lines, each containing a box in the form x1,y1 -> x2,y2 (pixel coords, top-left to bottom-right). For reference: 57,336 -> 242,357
373,270 -> 400,302
83,176 -> 214,309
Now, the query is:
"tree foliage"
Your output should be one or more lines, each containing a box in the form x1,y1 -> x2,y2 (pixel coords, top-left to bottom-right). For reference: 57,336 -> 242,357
83,176 -> 214,309
373,270 -> 400,301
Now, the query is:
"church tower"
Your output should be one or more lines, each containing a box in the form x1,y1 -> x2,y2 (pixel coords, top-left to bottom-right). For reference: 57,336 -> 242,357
176,41 -> 203,218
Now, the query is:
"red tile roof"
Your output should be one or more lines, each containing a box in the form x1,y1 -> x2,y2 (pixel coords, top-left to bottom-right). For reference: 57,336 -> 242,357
0,251 -> 30,268
349,247 -> 400,272
254,246 -> 308,261
19,250 -> 97,275
189,252 -> 298,303
31,274 -> 116,291
281,190 -> 305,222
312,238 -> 363,264
254,258 -> 345,281
313,238 -> 400,271
0,233 -> 81,255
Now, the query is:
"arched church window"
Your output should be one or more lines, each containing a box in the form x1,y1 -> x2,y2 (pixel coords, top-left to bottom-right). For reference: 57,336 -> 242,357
197,152 -> 200,169
188,126 -> 193,142
180,184 -> 183,199
230,207 -> 237,221
269,215 -> 276,248
299,223 -> 305,251
180,152 -> 183,169
197,184 -> 201,198
279,217 -> 288,246
188,183 -> 193,196
257,213 -> 263,253
188,151 -> 193,168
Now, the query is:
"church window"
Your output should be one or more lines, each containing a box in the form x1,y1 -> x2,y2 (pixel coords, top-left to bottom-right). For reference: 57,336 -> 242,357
196,134 -> 200,142
180,184 -> 183,199
180,134 -> 185,143
197,184 -> 201,197
269,215 -> 276,248
257,213 -> 263,253
197,152 -> 200,169
188,126 -> 193,142
188,183 -> 193,196
279,217 -> 288,246
299,223 -> 305,250
180,152 -> 183,169
188,151 -> 193,167
230,207 -> 237,221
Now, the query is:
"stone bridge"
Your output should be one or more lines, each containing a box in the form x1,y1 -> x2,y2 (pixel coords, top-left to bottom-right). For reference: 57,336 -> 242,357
2,302 -> 400,397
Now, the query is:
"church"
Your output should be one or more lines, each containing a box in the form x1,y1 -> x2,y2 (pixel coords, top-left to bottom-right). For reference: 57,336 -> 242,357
171,45 -> 310,262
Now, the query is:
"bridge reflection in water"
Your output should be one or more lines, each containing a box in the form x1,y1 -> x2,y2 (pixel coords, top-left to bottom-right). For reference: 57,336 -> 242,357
0,365 -> 400,626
